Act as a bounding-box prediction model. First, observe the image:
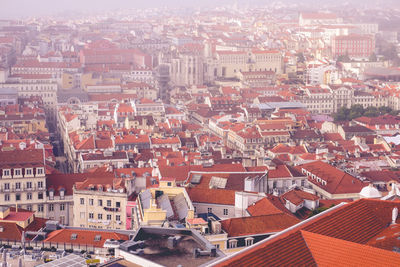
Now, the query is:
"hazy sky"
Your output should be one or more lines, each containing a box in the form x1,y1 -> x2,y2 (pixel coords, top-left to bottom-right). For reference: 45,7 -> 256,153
0,0 -> 395,19
0,0 -> 235,19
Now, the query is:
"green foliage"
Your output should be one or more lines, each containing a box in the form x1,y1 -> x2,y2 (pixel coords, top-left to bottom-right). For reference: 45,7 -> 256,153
369,53 -> 378,62
308,206 -> 330,218
296,52 -> 305,63
333,105 -> 397,121
337,53 -> 351,62
381,44 -> 400,66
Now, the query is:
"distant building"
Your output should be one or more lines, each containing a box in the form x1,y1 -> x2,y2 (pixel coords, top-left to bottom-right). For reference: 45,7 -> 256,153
332,34 -> 375,60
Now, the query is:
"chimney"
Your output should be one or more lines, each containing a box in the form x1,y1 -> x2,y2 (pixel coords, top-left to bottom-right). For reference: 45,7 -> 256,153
392,207 -> 398,224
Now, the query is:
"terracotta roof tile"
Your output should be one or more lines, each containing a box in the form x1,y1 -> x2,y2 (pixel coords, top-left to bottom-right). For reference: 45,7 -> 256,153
221,214 -> 300,237
44,229 -> 129,247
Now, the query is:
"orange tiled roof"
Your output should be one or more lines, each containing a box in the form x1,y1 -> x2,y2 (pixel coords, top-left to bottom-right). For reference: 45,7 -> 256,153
44,229 -> 129,247
246,197 -> 286,216
187,187 -> 236,206
221,213 -> 300,237
213,199 -> 400,267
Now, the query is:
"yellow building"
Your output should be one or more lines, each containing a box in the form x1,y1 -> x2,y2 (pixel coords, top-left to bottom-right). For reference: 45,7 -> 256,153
135,179 -> 195,228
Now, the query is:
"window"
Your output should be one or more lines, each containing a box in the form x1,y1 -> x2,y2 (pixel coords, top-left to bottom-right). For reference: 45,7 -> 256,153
38,181 -> 43,188
49,204 -> 54,211
89,213 -> 94,219
116,215 -> 121,221
223,209 -> 228,216
60,189 -> 65,199
16,194 -> 20,201
3,169 -> 10,177
38,193 -> 43,200
207,208 -> 212,213
15,182 -> 21,190
89,199 -> 94,206
26,182 -> 32,189
98,200 -> 103,206
37,168 -> 44,175
107,200 -> 111,207
116,202 -> 120,208
27,205 -> 32,211
38,205 -> 44,212
14,169 -> 21,176
27,193 -> 32,200
245,237 -> 254,246
98,214 -> 103,220
4,194 -> 9,201
80,198 -> 84,205
4,183 -> 9,190
60,203 -> 65,211
228,239 -> 238,249
107,214 -> 111,220
25,168 -> 32,176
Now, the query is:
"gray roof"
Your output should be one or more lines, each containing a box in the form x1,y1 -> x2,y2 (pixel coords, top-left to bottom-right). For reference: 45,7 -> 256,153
252,102 -> 306,110
57,89 -> 89,103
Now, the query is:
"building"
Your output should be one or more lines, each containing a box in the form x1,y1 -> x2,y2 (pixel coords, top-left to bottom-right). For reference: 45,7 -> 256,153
299,12 -> 342,26
72,173 -> 135,230
135,180 -> 195,227
332,34 -> 375,60
78,151 -> 129,172
299,161 -> 365,199
0,150 -> 47,218
212,50 -> 282,80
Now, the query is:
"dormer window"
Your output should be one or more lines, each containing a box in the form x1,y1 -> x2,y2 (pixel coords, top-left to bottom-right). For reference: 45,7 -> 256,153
60,189 -> 65,200
245,237 -> 254,246
14,169 -> 22,177
2,169 -> 10,178
36,167 -> 44,176
49,190 -> 54,200
228,239 -> 238,249
25,168 -> 33,177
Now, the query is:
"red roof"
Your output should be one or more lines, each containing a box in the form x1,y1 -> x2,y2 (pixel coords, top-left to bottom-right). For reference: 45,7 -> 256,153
213,199 -> 400,267
159,164 -> 246,182
2,211 -> 33,222
247,197 -> 287,216
221,213 -> 300,237
187,188 -> 236,205
282,188 -> 319,205
44,229 -> 129,247
299,161 -> 366,195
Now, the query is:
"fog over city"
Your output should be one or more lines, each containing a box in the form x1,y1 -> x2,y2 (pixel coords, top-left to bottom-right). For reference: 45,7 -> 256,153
0,0 -> 400,266
2,0 -> 400,18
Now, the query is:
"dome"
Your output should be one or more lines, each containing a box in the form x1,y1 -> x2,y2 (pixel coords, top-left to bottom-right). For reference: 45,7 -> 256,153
360,184 -> 382,199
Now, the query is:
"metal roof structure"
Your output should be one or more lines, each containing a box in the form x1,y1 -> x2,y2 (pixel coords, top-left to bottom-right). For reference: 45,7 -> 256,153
36,254 -> 86,267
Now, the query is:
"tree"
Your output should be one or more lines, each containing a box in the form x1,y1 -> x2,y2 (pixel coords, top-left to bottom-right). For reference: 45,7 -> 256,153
337,52 -> 351,63
334,105 -> 399,122
364,106 -> 379,117
296,52 -> 305,63
369,53 -> 377,62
